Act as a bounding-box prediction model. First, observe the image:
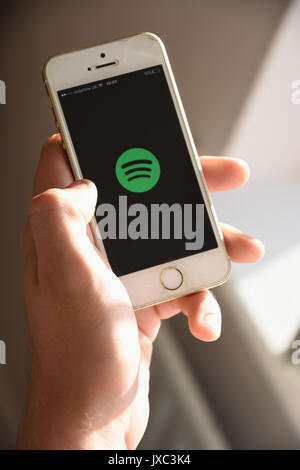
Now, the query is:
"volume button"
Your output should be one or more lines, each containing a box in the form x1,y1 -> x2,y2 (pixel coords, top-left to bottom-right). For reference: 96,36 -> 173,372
48,95 -> 53,108
50,107 -> 57,125
44,83 -> 52,108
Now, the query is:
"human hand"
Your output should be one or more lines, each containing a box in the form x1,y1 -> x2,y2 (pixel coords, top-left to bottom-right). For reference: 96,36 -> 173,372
18,134 -> 264,449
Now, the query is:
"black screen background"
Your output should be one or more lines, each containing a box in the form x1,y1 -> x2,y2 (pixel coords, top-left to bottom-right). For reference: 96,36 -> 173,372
58,65 -> 217,276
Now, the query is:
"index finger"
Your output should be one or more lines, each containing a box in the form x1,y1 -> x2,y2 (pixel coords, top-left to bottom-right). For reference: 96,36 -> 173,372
33,133 -> 73,196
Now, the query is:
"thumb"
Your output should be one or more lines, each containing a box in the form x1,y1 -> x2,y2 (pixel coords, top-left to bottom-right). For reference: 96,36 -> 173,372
62,179 -> 98,224
28,179 -> 98,275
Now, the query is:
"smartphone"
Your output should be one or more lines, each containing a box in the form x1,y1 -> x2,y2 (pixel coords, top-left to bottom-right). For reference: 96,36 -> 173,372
43,32 -> 231,310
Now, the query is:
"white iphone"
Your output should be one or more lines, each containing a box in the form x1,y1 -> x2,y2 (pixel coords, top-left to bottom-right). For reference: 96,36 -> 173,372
43,32 -> 231,310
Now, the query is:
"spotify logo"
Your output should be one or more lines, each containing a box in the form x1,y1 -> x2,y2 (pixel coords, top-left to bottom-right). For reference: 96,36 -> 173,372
115,148 -> 160,193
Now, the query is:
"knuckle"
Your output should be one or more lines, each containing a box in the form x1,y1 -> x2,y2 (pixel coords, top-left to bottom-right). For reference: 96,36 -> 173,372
29,188 -> 64,214
29,188 -> 83,223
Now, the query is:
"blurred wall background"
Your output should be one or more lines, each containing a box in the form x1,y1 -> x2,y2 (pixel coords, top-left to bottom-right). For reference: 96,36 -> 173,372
1,0 -> 298,450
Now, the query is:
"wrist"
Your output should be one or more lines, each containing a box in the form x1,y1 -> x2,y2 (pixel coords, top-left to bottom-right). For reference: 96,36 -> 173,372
17,372 -> 127,450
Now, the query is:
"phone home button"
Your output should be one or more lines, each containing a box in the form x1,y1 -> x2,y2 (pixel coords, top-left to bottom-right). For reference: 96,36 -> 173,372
160,267 -> 183,290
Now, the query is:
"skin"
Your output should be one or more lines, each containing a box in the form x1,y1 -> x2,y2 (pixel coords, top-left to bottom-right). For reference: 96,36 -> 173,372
18,134 -> 264,449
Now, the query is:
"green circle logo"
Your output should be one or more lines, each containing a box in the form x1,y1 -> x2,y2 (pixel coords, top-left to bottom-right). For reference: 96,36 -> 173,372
115,148 -> 160,193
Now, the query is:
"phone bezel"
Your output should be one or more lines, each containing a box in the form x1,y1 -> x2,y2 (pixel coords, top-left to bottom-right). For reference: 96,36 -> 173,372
43,32 -> 231,309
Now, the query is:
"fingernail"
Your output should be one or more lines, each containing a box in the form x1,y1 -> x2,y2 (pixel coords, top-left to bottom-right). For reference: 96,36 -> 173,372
242,233 -> 264,249
241,233 -> 256,241
203,313 -> 221,336
68,179 -> 90,190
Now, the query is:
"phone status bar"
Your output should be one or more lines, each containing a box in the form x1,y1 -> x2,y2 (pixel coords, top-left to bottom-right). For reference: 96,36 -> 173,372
59,81 -> 114,98
59,65 -> 162,99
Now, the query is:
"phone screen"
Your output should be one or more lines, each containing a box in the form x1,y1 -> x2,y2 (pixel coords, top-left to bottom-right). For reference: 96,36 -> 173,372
58,65 -> 218,276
